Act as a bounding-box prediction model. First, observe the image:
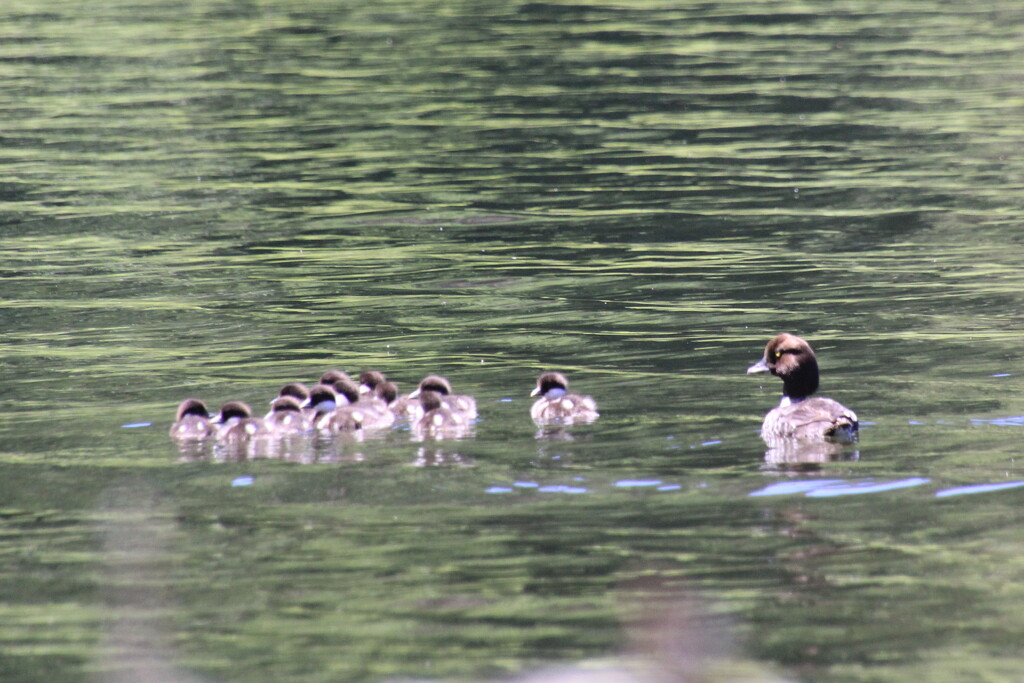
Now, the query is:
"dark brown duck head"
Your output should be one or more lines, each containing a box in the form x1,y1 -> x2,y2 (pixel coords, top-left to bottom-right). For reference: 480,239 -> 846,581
410,375 -> 453,398
216,400 -> 253,423
418,390 -> 445,412
358,370 -> 387,391
319,369 -> 352,386
376,381 -> 399,405
331,378 -> 362,405
747,333 -> 820,400
305,384 -> 340,412
175,398 -> 211,421
269,396 -> 302,414
530,371 -> 570,398
276,382 -> 310,404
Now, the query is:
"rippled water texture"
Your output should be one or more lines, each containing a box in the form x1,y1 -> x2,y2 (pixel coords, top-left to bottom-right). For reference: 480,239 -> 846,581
1,1 -> 1023,681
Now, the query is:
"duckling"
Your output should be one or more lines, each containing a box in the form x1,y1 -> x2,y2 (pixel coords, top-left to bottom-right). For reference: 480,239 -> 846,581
412,390 -> 472,440
276,381 -> 311,405
318,369 -> 353,386
357,370 -> 390,409
376,381 -> 400,407
390,389 -> 423,421
264,382 -> 311,419
355,371 -> 396,428
265,395 -> 312,434
323,376 -> 397,433
407,375 -> 477,420
311,379 -> 379,432
358,370 -> 388,394
330,378 -> 362,407
169,398 -> 213,440
215,400 -> 270,442
747,333 -> 858,444
320,406 -> 366,433
530,371 -> 599,425
302,384 -> 340,427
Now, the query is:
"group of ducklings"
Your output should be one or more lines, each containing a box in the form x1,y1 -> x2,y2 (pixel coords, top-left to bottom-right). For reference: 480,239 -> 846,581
171,333 -> 859,456
170,369 -> 599,444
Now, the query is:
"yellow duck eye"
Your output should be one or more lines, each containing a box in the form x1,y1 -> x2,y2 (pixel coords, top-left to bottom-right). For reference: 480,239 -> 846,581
775,350 -> 782,358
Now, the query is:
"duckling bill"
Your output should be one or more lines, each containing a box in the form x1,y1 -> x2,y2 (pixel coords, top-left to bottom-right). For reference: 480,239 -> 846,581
747,333 -> 858,444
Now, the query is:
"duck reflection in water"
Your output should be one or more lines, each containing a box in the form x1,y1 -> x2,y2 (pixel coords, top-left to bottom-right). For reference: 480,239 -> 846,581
411,446 -> 474,467
747,333 -> 859,465
762,439 -> 860,469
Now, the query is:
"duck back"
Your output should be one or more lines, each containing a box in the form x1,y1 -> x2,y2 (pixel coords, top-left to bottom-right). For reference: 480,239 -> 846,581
762,397 -> 858,443
530,392 -> 599,424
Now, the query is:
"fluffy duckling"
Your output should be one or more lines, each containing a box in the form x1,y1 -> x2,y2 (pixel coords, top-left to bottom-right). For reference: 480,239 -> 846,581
318,369 -> 353,386
276,381 -> 310,404
264,396 -> 312,434
322,375 -> 397,433
320,406 -> 365,433
170,398 -> 213,440
330,378 -> 362,406
376,381 -> 399,407
355,371 -> 396,426
530,371 -> 599,425
747,333 -> 858,444
264,382 -> 311,419
302,384 -> 340,426
215,400 -> 270,442
407,375 -> 477,420
358,370 -> 388,394
412,390 -> 472,440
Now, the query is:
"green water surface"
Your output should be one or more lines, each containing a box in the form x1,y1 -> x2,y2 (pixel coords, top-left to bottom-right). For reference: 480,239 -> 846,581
1,1 -> 1023,681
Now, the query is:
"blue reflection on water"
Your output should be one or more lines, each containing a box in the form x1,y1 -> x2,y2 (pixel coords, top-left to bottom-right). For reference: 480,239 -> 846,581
231,476 -> 254,487
935,481 -> 1024,497
121,422 -> 152,428
806,478 -> 930,497
538,485 -> 588,494
749,480 -> 846,497
615,479 -> 662,488
749,478 -> 930,498
488,477 -> 687,495
970,416 -> 1024,426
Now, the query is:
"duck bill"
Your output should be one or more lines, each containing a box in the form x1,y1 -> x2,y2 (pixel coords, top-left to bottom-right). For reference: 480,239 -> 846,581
529,386 -> 541,397
746,358 -> 770,375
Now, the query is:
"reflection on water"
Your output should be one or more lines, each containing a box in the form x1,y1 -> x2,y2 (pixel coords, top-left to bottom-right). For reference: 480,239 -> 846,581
762,440 -> 860,469
411,445 -> 474,467
3,0 -> 1024,680
934,481 -> 1024,498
